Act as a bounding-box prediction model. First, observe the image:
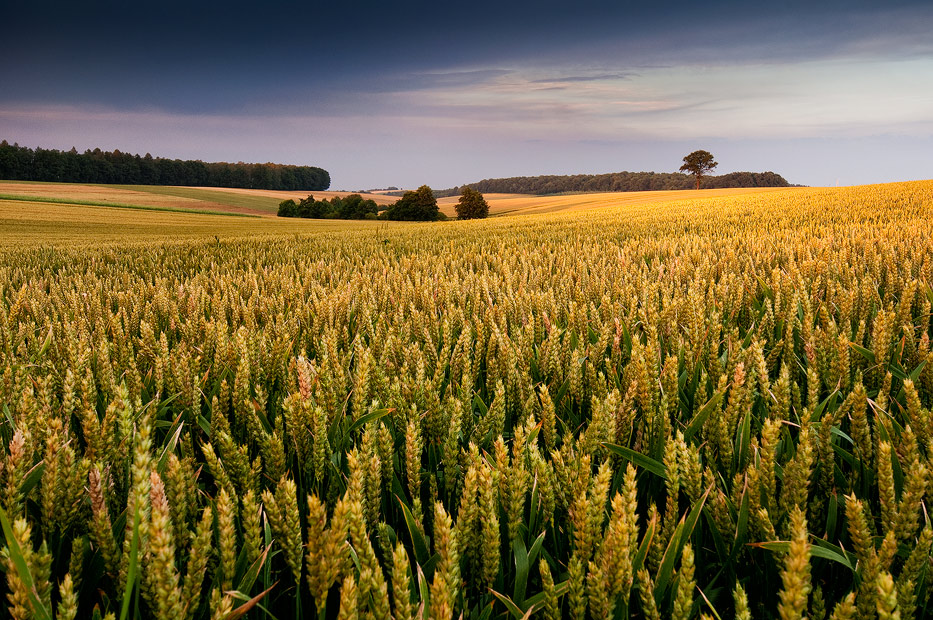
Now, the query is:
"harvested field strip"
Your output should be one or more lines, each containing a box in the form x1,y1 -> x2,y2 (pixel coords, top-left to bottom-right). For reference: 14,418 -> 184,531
104,185 -> 284,214
0,199 -> 387,247
197,185 -> 399,206
0,193 -> 258,217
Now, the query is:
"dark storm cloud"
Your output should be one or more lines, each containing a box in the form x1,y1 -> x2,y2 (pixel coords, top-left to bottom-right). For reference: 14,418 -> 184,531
2,0 -> 931,114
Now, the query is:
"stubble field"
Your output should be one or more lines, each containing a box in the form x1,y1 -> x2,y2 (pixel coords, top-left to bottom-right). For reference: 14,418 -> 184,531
1,181 -> 933,619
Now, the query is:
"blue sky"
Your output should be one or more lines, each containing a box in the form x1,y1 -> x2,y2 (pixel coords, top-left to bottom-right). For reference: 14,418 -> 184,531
2,0 -> 931,189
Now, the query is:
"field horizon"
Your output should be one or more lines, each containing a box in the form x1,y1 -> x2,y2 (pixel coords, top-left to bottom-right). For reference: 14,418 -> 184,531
0,178 -> 828,221
3,179 -> 931,247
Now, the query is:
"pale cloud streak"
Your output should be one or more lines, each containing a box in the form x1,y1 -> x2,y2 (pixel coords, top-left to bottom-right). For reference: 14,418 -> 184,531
376,54 -> 933,140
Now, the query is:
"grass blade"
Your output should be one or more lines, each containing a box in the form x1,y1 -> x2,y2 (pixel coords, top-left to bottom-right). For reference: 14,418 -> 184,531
225,582 -> 279,620
0,505 -> 52,620
602,444 -> 668,480
397,495 -> 429,565
654,485 -> 711,605
120,499 -> 142,620
749,540 -> 853,570
490,589 -> 535,619
684,389 -> 726,442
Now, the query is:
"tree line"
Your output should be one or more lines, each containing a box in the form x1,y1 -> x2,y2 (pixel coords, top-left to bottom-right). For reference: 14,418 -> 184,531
0,140 -> 330,190
427,170 -> 790,196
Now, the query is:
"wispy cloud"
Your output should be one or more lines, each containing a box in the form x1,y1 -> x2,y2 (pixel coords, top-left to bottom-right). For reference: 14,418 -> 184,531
371,54 -> 933,141
407,69 -> 513,88
530,73 -> 632,83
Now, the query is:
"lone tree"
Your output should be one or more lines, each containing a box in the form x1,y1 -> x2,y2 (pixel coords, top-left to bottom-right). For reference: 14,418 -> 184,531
455,187 -> 489,219
680,150 -> 718,189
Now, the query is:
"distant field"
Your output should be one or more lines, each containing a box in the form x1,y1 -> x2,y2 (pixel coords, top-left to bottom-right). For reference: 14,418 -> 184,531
1,180 -> 808,220
113,185 -> 399,214
0,181 -> 397,217
0,181 -> 257,215
103,185 -> 285,214
436,186 -> 806,217
0,183 -> 815,246
0,198 -> 381,246
195,186 -> 399,207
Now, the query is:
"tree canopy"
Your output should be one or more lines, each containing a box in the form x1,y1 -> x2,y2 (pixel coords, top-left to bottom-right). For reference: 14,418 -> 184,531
384,185 -> 440,221
679,150 -> 718,190
455,187 -> 489,219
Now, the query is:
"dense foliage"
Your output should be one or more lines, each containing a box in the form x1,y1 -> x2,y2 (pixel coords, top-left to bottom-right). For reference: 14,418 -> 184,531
384,185 -> 441,221
278,194 -> 379,220
455,187 -> 489,220
1,182 -> 933,619
431,170 -> 790,196
0,140 -> 330,191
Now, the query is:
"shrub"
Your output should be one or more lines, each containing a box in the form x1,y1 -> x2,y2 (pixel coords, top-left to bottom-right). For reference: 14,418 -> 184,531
277,199 -> 298,217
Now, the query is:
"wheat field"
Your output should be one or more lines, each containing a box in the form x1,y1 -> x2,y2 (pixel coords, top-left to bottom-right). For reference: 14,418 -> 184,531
435,186 -> 804,217
1,181 -> 933,619
0,180 -> 803,220
0,182 -> 262,216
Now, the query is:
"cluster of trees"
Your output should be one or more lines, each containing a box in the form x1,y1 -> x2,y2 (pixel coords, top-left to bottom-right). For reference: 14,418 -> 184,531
432,170 -> 789,196
278,186 -> 491,222
381,186 -> 490,221
278,194 -> 379,220
0,140 -> 330,190
278,186 -> 441,221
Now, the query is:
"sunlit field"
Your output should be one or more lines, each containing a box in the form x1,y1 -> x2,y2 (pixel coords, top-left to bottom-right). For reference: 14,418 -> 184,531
435,186 -> 804,217
0,181 -> 268,216
0,198 -> 372,247
0,180 -> 804,219
2,181 -> 933,619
